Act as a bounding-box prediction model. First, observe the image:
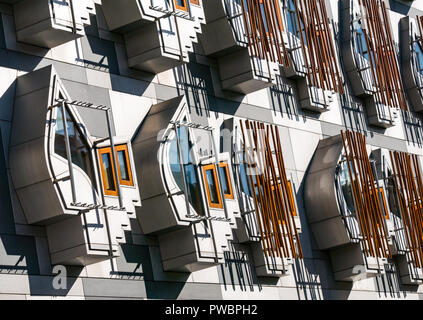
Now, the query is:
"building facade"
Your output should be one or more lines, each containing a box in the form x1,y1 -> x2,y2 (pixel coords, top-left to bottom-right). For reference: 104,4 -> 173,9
0,0 -> 422,300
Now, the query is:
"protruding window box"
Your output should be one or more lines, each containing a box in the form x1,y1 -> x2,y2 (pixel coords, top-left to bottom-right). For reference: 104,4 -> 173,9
95,140 -> 140,220
340,0 -> 406,128
387,150 -> 423,286
366,102 -> 399,128
101,0 -> 205,74
9,0 -> 100,48
9,65 -> 139,266
305,132 -> 392,281
400,16 -> 423,113
282,31 -> 307,79
228,118 -> 303,277
297,81 -> 334,113
132,96 -> 239,272
280,0 -> 341,113
199,0 -> 281,94
396,256 -> 423,286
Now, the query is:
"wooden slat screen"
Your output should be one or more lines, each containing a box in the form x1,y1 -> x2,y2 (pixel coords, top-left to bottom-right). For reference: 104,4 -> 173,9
292,0 -> 344,94
341,130 -> 391,259
240,120 -> 303,260
390,151 -> 423,268
240,0 -> 290,66
357,0 -> 408,111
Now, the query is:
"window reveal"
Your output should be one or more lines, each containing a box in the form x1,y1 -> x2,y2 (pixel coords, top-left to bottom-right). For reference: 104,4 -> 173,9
169,125 -> 205,216
54,104 -> 95,186
202,164 -> 223,209
219,162 -> 234,199
98,144 -> 134,196
174,0 -> 188,11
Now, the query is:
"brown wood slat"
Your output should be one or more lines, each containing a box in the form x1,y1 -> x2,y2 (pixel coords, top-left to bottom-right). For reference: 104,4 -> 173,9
341,130 -> 391,259
240,120 -> 303,260
390,151 -> 423,268
358,0 -> 408,111
292,0 -> 344,94
240,0 -> 290,67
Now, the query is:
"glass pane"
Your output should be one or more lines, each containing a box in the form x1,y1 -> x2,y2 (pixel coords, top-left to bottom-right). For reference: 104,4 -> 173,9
55,106 -> 95,185
239,163 -> 251,196
117,150 -> 130,181
169,126 -> 205,215
414,42 -> 423,75
175,0 -> 186,7
354,26 -> 370,61
219,165 -> 231,195
205,169 -> 220,204
102,153 -> 116,192
387,177 -> 400,217
339,161 -> 355,213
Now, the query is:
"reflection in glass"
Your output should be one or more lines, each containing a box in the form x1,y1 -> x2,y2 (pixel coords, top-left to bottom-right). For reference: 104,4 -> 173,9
286,0 -> 301,38
387,175 -> 400,217
102,153 -> 116,192
169,125 -> 205,215
219,165 -> 231,196
238,151 -> 259,197
205,169 -> 220,204
55,106 -> 95,185
117,150 -> 130,181
239,162 -> 251,196
339,161 -> 355,214
354,25 -> 370,61
414,41 -> 423,75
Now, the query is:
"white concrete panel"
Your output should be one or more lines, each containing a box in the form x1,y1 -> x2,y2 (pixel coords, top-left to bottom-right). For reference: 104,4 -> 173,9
244,89 -> 271,109
109,90 -> 154,138
86,68 -> 112,89
51,38 -> 85,66
220,284 -> 281,300
85,260 -> 114,278
191,265 -> 221,284
288,128 -> 322,172
0,274 -> 30,295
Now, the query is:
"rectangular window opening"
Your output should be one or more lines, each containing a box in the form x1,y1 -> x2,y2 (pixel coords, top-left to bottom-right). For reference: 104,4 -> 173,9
174,0 -> 188,11
99,149 -> 118,196
219,162 -> 234,199
98,144 -> 134,196
202,164 -> 223,209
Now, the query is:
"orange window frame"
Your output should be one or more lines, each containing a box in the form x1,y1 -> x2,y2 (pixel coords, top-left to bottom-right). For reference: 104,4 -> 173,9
115,144 -> 134,187
174,0 -> 189,11
219,162 -> 234,200
98,147 -> 118,197
98,144 -> 134,197
202,164 -> 223,209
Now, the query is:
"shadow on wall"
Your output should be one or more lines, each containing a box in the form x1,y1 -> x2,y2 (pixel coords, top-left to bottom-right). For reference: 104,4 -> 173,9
292,136 -> 417,300
111,231 -> 155,280
270,75 -> 303,122
173,56 -> 215,118
403,110 -> 423,147
219,243 -> 261,293
173,51 -> 253,120
0,123 -> 84,296
339,93 -> 367,133
111,224 -> 191,299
